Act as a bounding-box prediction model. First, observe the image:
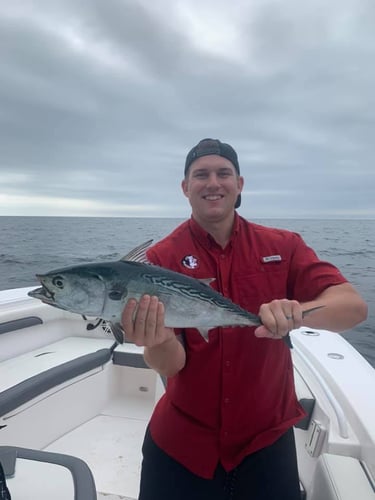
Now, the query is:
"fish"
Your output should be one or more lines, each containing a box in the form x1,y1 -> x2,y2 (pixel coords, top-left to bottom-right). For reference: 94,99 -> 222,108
28,240 -> 323,344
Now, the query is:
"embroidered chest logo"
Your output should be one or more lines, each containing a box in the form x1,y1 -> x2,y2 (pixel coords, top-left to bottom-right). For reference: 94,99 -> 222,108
182,255 -> 199,269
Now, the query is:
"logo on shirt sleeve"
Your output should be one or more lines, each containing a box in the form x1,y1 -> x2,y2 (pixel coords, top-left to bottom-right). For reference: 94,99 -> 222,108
182,255 -> 199,269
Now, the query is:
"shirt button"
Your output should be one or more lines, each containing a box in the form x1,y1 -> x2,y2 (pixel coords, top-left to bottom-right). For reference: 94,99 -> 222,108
224,397 -> 230,404
224,431 -> 228,438
220,254 -> 225,259
225,360 -> 231,368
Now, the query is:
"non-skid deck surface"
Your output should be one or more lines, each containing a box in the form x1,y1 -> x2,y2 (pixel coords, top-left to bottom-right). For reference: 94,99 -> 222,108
45,397 -> 152,499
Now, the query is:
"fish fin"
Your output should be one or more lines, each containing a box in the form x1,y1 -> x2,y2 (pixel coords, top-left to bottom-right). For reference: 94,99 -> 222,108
110,322 -> 125,344
120,240 -> 154,263
198,278 -> 216,286
197,328 -> 210,342
301,305 -> 325,318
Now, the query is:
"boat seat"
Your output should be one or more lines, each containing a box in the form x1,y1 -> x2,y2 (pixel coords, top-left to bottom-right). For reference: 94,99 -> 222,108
0,337 -> 114,418
310,453 -> 375,500
0,445 -> 96,500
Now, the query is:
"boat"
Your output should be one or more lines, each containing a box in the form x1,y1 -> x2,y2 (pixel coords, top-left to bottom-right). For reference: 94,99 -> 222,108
0,286 -> 374,499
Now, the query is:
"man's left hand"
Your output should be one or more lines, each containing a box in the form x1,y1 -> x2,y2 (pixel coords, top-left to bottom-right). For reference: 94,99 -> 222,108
254,299 -> 303,340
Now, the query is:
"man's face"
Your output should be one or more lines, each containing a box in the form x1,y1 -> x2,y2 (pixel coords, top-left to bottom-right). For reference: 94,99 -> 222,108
181,155 -> 243,224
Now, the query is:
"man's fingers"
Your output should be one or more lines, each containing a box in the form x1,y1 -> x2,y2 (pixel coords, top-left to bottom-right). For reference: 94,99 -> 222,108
143,296 -> 159,342
259,300 -> 287,336
155,301 -> 166,341
121,295 -> 173,347
285,301 -> 303,328
121,298 -> 138,339
256,299 -> 303,339
133,294 -> 150,328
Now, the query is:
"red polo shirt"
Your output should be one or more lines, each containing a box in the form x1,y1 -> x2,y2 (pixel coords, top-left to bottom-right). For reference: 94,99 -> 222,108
146,214 -> 347,478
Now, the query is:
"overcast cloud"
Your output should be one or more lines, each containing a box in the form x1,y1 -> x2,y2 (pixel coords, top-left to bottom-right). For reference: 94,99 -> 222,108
0,0 -> 374,218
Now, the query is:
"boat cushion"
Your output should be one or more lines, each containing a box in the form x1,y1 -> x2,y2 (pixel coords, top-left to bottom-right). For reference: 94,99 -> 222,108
0,316 -> 43,335
310,453 -> 375,500
112,342 -> 148,368
0,337 -> 114,418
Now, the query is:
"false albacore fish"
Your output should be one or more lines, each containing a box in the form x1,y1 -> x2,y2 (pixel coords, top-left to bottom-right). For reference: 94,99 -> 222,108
28,240 -> 322,344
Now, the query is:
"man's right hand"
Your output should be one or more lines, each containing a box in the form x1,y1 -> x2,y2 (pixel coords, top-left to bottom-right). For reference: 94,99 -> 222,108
121,294 -> 175,347
121,294 -> 186,377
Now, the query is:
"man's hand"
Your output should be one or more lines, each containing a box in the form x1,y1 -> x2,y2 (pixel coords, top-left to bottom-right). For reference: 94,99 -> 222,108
121,294 -> 186,377
254,299 -> 303,340
121,294 -> 175,347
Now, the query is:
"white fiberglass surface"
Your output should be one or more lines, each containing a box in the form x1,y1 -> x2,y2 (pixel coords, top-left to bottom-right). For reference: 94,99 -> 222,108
6,459 -> 74,499
45,392 -> 155,499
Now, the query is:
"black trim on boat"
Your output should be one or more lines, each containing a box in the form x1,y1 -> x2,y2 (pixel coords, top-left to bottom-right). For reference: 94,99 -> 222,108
112,350 -> 149,369
0,446 -> 97,499
0,349 -> 112,418
295,398 -> 316,430
112,350 -> 169,390
0,317 -> 43,335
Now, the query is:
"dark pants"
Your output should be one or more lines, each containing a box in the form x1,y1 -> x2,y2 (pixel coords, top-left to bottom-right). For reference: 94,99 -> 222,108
0,462 -> 11,500
138,427 -> 301,500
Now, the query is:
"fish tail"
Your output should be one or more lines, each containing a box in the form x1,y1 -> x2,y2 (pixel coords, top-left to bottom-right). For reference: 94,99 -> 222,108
301,305 -> 325,318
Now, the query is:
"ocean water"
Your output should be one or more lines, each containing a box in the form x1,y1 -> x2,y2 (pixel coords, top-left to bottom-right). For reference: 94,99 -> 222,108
0,216 -> 374,367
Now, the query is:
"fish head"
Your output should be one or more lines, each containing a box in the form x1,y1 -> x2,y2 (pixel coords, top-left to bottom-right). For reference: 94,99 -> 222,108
28,266 -> 107,317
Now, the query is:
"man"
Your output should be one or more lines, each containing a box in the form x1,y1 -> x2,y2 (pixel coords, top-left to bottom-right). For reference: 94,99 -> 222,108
122,138 -> 367,500
0,461 -> 11,500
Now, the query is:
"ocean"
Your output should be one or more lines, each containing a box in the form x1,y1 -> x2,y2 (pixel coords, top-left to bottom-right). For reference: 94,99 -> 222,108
1,216 -> 374,367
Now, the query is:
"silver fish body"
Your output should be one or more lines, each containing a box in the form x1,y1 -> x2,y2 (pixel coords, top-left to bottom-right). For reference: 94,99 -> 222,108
28,241 -> 323,344
28,259 -> 262,341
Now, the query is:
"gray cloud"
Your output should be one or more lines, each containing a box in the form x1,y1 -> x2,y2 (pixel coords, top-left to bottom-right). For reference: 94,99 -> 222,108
0,0 -> 374,217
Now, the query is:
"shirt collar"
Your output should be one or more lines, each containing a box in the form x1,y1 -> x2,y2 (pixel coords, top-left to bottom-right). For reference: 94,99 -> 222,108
188,212 -> 240,251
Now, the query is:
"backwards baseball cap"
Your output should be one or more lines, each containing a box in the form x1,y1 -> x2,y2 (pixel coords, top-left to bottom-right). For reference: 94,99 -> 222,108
184,138 -> 240,175
184,138 -> 242,208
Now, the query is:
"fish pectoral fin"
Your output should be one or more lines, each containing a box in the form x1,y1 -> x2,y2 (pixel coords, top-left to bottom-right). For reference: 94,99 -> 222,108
197,328 -> 210,342
198,278 -> 216,287
110,322 -> 125,344
120,240 -> 154,263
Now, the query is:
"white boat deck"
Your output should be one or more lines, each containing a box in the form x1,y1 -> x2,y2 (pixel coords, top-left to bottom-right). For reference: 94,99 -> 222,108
45,396 -> 151,499
52,412 -> 144,499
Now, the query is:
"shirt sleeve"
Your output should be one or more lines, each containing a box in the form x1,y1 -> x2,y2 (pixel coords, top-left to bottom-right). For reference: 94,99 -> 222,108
287,233 -> 348,302
146,248 -> 162,266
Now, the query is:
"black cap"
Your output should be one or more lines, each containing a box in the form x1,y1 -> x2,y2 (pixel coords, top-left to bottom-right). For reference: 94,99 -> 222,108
184,138 -> 240,175
184,138 -> 241,208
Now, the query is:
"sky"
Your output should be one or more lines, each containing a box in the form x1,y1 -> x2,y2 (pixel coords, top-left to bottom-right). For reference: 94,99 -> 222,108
1,0 -> 374,219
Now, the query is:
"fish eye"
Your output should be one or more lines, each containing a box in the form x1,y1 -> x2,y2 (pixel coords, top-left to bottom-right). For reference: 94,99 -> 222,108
52,276 -> 65,289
